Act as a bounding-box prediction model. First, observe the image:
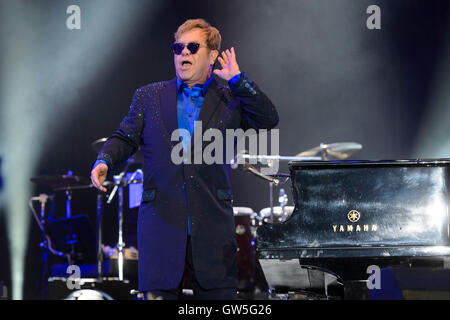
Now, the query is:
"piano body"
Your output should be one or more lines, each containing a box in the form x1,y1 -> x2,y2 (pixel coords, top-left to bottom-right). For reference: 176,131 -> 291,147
257,159 -> 450,298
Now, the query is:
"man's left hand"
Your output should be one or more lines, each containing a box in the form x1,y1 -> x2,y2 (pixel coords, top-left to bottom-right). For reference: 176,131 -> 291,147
213,47 -> 241,81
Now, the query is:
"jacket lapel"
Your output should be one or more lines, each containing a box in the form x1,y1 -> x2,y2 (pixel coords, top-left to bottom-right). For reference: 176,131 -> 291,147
192,78 -> 222,143
200,78 -> 223,127
160,78 -> 178,145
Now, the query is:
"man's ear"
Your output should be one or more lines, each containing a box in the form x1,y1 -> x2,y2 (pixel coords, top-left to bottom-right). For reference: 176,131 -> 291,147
210,50 -> 219,65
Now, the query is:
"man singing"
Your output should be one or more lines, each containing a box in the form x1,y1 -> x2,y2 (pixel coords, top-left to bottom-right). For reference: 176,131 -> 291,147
90,18 -> 278,300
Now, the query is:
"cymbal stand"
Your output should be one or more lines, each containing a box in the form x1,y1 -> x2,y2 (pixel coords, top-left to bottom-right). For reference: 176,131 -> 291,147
107,172 -> 127,281
64,170 -> 74,218
269,182 -> 274,223
278,188 -> 288,222
65,190 -> 72,218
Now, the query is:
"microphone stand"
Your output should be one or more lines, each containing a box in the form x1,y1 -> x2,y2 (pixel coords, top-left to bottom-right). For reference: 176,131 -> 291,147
105,160 -> 141,282
107,166 -> 129,282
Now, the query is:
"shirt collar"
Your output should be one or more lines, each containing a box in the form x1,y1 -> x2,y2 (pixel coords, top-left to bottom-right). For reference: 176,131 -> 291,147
177,76 -> 213,96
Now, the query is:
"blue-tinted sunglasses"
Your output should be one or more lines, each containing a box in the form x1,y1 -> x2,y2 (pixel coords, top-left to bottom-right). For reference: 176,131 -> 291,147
172,42 -> 208,55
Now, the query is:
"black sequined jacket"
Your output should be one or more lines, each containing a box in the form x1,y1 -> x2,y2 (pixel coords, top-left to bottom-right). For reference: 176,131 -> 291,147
97,73 -> 279,292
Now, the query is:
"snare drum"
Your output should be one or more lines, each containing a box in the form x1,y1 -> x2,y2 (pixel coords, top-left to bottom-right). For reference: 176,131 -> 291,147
259,206 -> 295,224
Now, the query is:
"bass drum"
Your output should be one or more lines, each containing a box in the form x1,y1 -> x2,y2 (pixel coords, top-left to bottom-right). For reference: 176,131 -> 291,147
233,207 -> 268,298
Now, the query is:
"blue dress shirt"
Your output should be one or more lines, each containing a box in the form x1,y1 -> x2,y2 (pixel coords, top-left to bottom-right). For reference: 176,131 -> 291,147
177,73 -> 241,235
176,76 -> 213,151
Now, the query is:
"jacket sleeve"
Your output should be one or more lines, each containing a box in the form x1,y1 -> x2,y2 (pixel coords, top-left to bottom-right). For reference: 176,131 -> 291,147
96,87 -> 145,172
229,72 -> 279,130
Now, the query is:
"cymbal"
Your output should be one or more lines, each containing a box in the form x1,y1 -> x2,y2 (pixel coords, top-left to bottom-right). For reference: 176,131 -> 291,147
91,137 -> 144,164
295,142 -> 362,160
31,174 -> 92,191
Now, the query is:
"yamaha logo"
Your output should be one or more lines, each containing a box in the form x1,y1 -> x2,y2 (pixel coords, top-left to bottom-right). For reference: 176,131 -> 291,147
332,209 -> 378,232
347,210 -> 360,223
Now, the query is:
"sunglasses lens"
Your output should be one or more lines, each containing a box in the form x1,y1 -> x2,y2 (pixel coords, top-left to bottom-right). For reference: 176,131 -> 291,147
187,42 -> 200,54
172,42 -> 201,55
172,43 -> 184,55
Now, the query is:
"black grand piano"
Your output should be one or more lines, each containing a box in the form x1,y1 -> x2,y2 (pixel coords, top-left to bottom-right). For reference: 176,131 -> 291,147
256,159 -> 450,299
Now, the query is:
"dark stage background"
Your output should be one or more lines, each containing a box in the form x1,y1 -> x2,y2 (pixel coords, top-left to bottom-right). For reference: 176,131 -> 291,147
1,0 -> 450,299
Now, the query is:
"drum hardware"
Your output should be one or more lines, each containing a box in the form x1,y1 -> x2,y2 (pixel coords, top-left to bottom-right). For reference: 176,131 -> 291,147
31,171 -> 93,218
278,188 -> 288,207
30,171 -> 93,255
92,137 -> 143,282
64,289 -> 114,300
30,150 -> 143,297
129,289 -> 145,300
28,193 -> 66,299
232,153 -> 316,223
278,188 -> 288,222
103,247 -> 139,260
259,206 -> 295,224
258,189 -> 294,224
30,171 -> 96,299
30,171 -> 92,190
104,161 -> 143,282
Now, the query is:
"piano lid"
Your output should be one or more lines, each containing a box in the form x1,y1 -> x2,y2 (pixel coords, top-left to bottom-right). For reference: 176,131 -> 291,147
257,158 -> 450,259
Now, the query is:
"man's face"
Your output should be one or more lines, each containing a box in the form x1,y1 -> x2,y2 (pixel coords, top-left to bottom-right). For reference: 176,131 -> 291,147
174,28 -> 218,87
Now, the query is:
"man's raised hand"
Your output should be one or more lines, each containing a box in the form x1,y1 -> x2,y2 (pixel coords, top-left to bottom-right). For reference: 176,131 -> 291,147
213,47 -> 241,81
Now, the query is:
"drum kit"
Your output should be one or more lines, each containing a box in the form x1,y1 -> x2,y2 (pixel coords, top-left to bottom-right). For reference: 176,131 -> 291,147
30,139 -> 362,299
